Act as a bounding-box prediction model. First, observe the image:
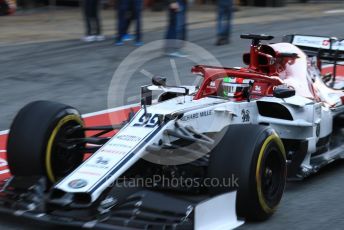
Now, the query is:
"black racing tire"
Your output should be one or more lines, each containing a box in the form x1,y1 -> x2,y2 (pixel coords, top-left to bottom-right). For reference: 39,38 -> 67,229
207,124 -> 286,221
7,101 -> 85,183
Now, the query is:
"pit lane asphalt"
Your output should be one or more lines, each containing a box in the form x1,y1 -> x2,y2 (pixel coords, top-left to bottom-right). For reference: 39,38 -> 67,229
0,15 -> 344,230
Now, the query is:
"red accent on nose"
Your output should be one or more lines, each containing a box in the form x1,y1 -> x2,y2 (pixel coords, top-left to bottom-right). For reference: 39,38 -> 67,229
237,78 -> 244,84
341,96 -> 344,105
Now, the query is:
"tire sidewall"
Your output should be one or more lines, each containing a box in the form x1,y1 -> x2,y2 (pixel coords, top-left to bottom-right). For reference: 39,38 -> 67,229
207,124 -> 286,221
44,109 -> 84,182
7,101 -> 84,182
248,130 -> 286,219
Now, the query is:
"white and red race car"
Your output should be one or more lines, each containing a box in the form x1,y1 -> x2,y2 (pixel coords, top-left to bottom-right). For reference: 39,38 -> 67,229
0,34 -> 343,229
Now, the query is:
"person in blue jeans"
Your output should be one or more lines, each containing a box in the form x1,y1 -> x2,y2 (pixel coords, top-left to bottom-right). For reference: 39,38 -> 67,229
165,0 -> 187,57
82,0 -> 104,42
216,0 -> 233,46
116,0 -> 143,46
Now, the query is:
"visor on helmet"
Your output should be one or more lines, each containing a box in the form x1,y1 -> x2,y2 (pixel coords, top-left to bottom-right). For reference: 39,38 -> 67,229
222,77 -> 251,98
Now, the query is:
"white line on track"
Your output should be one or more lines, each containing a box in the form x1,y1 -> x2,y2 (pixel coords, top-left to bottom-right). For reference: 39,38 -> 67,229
0,130 -> 9,136
322,62 -> 344,69
127,95 -> 141,103
0,158 -> 7,166
81,103 -> 139,118
170,59 -> 181,86
0,170 -> 9,175
140,69 -> 154,79
324,9 -> 344,14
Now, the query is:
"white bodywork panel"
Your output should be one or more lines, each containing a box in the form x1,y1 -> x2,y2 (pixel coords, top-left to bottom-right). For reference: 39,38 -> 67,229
195,192 -> 244,230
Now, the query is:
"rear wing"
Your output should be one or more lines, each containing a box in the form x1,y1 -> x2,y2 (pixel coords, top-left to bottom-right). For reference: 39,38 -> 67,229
283,34 -> 344,60
283,34 -> 344,87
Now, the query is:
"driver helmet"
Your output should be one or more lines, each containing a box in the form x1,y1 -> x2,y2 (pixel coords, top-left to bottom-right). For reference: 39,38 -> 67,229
222,77 -> 251,98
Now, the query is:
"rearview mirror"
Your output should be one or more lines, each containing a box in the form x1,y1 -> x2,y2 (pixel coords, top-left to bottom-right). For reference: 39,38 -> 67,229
152,75 -> 167,87
273,85 -> 295,99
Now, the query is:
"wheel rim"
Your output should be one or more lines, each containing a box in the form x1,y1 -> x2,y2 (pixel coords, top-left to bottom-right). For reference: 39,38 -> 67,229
46,115 -> 85,182
261,146 -> 286,208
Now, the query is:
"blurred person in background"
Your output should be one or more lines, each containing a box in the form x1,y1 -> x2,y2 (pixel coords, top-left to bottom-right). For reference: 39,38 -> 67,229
216,0 -> 233,46
0,0 -> 16,15
116,0 -> 144,46
0,0 -> 10,15
165,0 -> 188,57
82,0 -> 104,42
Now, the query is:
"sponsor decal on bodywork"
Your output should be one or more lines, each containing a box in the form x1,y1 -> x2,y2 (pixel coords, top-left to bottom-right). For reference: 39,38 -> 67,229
68,179 -> 88,189
116,135 -> 141,142
293,35 -> 344,51
241,109 -> 250,122
181,110 -> 212,122
55,110 -> 163,193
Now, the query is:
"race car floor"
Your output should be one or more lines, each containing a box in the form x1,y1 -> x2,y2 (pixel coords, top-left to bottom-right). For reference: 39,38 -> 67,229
0,12 -> 344,230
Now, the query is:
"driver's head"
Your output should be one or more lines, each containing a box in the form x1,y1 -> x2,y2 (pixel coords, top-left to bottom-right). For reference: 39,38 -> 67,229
222,77 -> 251,98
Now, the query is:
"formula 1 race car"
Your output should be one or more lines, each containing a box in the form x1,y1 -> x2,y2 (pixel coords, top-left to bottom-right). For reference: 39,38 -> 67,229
0,34 -> 343,230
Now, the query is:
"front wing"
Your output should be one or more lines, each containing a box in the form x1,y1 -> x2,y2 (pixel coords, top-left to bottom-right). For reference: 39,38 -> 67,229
0,177 -> 243,230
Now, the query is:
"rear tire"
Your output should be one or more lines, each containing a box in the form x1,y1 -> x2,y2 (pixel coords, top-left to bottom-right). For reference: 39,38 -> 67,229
207,124 -> 286,221
7,101 -> 85,183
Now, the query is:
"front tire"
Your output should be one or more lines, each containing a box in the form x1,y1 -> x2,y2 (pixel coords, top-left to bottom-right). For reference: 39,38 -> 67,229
207,124 -> 286,221
7,101 -> 85,183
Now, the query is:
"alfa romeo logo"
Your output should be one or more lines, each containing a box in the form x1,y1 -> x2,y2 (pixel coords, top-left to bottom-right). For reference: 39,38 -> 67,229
68,179 -> 87,189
